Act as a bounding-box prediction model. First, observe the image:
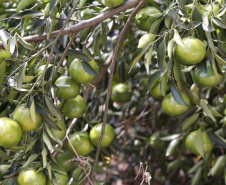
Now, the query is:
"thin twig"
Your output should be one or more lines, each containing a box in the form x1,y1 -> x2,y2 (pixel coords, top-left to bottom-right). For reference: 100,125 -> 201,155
66,135 -> 94,185
0,0 -> 140,49
91,0 -> 148,177
51,32 -> 77,83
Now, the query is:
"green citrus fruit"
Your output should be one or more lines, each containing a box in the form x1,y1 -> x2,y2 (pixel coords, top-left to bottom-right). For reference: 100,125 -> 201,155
90,123 -> 115,148
193,65 -> 223,87
150,79 -> 170,99
62,95 -> 86,118
68,131 -> 93,156
162,92 -> 190,116
174,37 -> 206,66
111,83 -> 132,103
150,132 -> 165,150
135,6 -> 161,32
18,168 -> 46,185
47,168 -> 68,185
0,117 -> 22,148
185,130 -> 213,155
56,150 -> 77,172
69,59 -> 98,84
102,0 -> 124,8
49,120 -> 66,140
55,76 -> 80,99
13,104 -> 42,132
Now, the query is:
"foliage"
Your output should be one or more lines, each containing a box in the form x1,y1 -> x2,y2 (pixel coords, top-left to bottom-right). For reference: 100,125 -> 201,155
0,0 -> 225,184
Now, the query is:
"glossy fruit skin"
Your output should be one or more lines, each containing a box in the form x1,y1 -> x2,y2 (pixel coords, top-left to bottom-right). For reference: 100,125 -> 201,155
111,83 -> 132,103
47,171 -> 68,185
150,79 -> 170,99
69,59 -> 98,84
62,95 -> 86,118
0,117 -> 22,148
162,93 -> 190,116
135,6 -> 161,32
56,150 -> 77,172
175,37 -> 206,66
55,76 -> 80,99
150,132 -> 165,150
193,65 -> 223,87
90,123 -> 115,148
13,104 -> 42,132
68,132 -> 93,156
185,130 -> 213,155
103,0 -> 123,8
49,120 -> 66,140
18,168 -> 46,185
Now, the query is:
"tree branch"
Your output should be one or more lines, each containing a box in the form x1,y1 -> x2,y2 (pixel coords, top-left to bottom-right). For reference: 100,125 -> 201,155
91,0 -> 148,177
0,0 -> 140,49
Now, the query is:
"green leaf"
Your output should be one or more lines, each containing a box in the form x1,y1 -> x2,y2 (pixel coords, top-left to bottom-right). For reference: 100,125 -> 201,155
16,34 -> 34,50
42,146 -> 47,168
129,47 -> 149,72
45,96 -> 63,120
32,19 -> 46,34
149,17 -> 164,34
208,155 -> 226,176
166,138 -> 181,156
191,167 -> 202,185
45,124 -> 63,146
170,83 -> 189,106
144,44 -> 154,74
200,99 -> 216,122
147,71 -> 162,92
167,39 -> 175,60
0,60 -> 6,92
25,138 -> 38,153
173,61 -> 182,91
0,165 -> 10,173
214,53 -> 226,65
160,73 -> 168,97
22,154 -> 39,168
195,128 -> 204,157
0,30 -> 10,49
173,29 -> 184,47
182,113 -> 199,131
17,64 -> 26,90
0,150 -> 12,160
46,163 -> 52,180
30,100 -> 37,125
81,61 -> 98,76
207,132 -> 226,147
194,0 -> 204,15
188,160 -> 204,174
16,0 -> 36,12
66,49 -> 92,62
212,17 -> 226,29
205,31 -> 215,52
157,37 -> 166,71
42,115 -> 61,131
50,0 -> 59,13
138,33 -> 155,48
43,131 -> 54,152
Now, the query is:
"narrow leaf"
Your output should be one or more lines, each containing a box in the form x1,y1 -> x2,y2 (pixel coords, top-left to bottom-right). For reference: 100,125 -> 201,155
173,29 -> 184,47
195,128 -> 204,157
66,50 -> 92,62
42,115 -> 61,131
25,138 -> 38,153
30,100 -> 37,124
200,99 -> 216,122
182,113 -> 199,131
22,154 -> 39,168
42,146 -> 47,168
43,131 -> 54,152
147,71 -> 162,92
81,61 -> 98,76
0,150 -> 12,160
138,33 -> 155,48
144,44 -> 154,74
157,37 -> 166,71
167,39 -> 175,60
160,73 -> 168,97
207,132 -> 226,148
45,96 -> 63,119
170,83 -> 189,106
